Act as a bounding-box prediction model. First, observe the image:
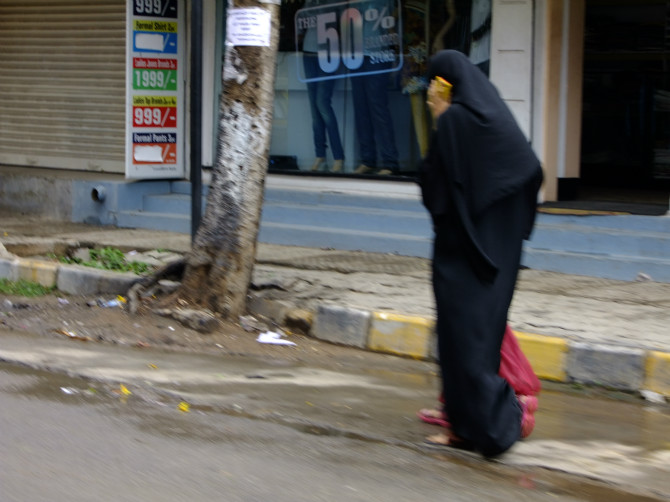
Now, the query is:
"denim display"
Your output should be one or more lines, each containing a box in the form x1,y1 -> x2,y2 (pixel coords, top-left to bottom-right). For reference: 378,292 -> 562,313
303,53 -> 344,161
351,68 -> 400,172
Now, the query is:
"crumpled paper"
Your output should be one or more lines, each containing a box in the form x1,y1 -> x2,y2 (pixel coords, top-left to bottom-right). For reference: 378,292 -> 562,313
256,331 -> 296,346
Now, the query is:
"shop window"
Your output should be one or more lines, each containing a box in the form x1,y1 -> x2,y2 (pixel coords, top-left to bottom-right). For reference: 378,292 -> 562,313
269,0 -> 491,178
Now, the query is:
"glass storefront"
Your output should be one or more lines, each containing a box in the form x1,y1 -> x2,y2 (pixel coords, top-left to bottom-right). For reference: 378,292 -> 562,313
268,0 -> 491,178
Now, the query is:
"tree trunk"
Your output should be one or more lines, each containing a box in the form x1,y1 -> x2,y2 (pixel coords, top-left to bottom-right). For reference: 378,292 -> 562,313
173,0 -> 281,320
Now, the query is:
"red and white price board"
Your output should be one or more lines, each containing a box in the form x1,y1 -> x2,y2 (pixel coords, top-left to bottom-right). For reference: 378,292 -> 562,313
125,0 -> 185,179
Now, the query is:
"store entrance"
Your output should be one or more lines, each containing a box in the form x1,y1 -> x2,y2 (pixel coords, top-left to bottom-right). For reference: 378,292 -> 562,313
579,0 -> 670,212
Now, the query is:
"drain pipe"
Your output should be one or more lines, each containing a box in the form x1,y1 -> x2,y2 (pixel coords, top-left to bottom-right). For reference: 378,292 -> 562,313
91,185 -> 106,203
190,0 -> 203,242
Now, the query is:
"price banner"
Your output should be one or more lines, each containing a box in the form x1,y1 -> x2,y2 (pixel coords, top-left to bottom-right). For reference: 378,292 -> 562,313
295,0 -> 402,82
132,95 -> 177,127
132,106 -> 177,127
133,58 -> 178,90
133,0 -> 178,18
132,132 -> 178,165
126,0 -> 183,179
133,20 -> 178,54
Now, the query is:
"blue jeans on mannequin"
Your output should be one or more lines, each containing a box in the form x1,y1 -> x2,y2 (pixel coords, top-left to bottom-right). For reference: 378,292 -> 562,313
303,53 -> 344,161
351,68 -> 399,173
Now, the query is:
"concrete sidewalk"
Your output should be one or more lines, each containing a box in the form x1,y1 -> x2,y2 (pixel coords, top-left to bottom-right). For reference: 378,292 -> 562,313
1,212 -> 669,398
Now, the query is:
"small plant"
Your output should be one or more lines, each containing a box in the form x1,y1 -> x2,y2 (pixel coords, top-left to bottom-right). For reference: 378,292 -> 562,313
0,279 -> 55,297
58,247 -> 150,275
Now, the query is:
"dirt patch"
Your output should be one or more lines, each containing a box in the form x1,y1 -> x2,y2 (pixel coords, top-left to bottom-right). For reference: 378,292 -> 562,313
0,292 -> 431,375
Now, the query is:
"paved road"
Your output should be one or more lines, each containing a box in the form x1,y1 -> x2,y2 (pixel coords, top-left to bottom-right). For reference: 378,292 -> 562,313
1,331 -> 669,501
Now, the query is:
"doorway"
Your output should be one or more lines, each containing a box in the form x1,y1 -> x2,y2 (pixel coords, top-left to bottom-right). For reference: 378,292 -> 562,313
579,0 -> 670,210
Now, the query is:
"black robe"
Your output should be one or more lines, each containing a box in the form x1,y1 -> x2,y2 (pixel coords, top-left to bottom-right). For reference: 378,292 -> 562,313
419,50 -> 543,456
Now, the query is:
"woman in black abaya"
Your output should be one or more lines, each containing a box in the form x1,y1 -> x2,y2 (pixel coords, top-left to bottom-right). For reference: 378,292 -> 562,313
419,50 -> 543,457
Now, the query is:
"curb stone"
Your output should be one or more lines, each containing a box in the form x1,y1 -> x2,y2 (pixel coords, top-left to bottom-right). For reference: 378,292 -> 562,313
645,351 -> 670,396
2,255 -> 669,399
312,304 -> 371,349
57,265 -> 139,296
0,257 -> 19,282
16,259 -> 58,287
566,342 -> 645,391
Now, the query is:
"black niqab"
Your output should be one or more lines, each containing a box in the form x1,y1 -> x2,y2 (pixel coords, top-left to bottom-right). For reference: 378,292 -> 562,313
421,50 -> 542,230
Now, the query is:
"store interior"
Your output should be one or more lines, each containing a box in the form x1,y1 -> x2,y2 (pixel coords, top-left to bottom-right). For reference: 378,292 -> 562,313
578,0 -> 670,212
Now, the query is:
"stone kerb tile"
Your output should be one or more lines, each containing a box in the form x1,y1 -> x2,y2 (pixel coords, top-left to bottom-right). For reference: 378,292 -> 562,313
644,351 -> 670,397
514,331 -> 568,382
368,312 -> 434,359
16,259 -> 58,287
246,296 -> 292,327
57,265 -> 139,296
312,304 -> 371,349
0,257 -> 19,282
566,342 -> 645,391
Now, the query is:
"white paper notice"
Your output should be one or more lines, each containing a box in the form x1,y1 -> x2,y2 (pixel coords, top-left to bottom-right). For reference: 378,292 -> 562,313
133,145 -> 164,162
135,33 -> 166,52
226,8 -> 271,47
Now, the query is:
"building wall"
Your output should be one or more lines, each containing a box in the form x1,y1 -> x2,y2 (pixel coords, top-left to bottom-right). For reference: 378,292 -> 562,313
490,0 -> 534,140
533,0 -> 585,202
0,0 -> 581,204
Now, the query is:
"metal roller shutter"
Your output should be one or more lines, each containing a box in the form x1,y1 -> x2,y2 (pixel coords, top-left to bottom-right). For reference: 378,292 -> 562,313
0,0 -> 126,173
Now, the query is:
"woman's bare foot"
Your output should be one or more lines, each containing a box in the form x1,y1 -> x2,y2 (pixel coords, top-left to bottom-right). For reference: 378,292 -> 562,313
424,432 -> 474,451
418,408 -> 444,419
425,432 -> 451,445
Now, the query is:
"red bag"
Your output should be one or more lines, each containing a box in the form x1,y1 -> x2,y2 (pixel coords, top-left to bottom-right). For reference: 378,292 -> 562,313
499,325 -> 541,396
420,325 -> 540,428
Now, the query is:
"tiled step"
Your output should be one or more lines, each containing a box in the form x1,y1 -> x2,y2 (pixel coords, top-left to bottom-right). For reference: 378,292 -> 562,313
522,247 -> 670,282
115,183 -> 670,282
528,223 -> 670,259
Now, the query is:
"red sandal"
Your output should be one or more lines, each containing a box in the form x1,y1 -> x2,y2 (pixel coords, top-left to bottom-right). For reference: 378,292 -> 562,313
417,408 -> 451,428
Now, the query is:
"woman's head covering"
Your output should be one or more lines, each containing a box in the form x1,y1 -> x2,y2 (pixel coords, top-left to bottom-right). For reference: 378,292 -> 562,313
428,49 -> 499,118
423,50 -> 543,223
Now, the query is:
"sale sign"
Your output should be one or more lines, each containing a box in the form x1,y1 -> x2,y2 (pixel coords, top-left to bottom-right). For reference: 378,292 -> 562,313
132,132 -> 178,165
132,95 -> 178,127
133,58 -> 178,91
294,0 -> 402,82
133,0 -> 178,18
126,0 -> 184,179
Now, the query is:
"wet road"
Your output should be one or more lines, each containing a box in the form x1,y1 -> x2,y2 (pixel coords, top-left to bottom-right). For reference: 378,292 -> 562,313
1,358 -> 668,501
0,364 -> 562,501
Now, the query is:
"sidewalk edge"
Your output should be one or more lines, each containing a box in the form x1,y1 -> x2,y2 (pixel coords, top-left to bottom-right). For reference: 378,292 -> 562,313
2,256 -> 668,400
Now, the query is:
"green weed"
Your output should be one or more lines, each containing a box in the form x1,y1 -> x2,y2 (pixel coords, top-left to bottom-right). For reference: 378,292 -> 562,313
58,247 -> 150,275
0,279 -> 55,297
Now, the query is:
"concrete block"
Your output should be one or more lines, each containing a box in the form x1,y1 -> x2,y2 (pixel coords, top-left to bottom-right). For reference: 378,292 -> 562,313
284,308 -> 314,335
57,265 -> 139,295
515,331 -> 568,382
0,258 -> 19,281
246,296 -> 291,326
16,259 -> 58,287
368,312 -> 434,359
566,342 -> 645,391
96,271 -> 141,296
644,351 -> 670,397
312,304 -> 370,349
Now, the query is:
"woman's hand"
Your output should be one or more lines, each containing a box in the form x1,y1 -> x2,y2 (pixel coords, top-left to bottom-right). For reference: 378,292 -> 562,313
426,79 -> 451,126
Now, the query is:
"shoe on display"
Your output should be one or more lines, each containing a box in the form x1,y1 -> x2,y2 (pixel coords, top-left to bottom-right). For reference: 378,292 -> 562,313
355,164 -> 374,174
331,159 -> 344,172
377,169 -> 392,175
310,157 -> 326,172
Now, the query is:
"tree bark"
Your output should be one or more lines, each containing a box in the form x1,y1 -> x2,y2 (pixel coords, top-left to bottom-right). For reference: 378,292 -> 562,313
172,0 -> 281,320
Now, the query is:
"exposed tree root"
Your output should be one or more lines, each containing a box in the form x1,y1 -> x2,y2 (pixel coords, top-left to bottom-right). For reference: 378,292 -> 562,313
126,258 -> 220,334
